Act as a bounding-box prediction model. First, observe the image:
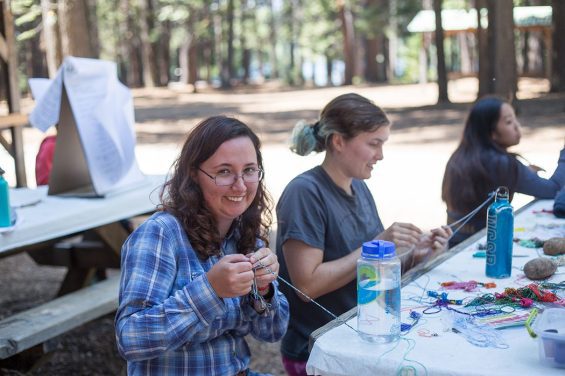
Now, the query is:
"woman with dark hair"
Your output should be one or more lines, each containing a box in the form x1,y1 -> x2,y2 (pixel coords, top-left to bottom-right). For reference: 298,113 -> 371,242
442,96 -> 565,246
115,116 -> 289,375
276,93 -> 451,375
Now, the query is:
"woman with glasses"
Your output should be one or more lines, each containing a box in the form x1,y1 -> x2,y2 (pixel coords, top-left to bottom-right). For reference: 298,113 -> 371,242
116,116 -> 289,376
276,93 -> 451,376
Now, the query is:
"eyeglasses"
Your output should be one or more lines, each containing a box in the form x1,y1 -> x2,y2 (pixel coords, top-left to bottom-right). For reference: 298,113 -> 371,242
198,167 -> 264,186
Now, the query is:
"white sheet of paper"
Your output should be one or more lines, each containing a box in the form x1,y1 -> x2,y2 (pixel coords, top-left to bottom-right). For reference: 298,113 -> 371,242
28,78 -> 52,102
29,73 -> 63,132
28,56 -> 144,195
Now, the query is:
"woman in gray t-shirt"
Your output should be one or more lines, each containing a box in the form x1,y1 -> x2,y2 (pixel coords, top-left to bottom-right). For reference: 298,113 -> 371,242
276,93 -> 451,375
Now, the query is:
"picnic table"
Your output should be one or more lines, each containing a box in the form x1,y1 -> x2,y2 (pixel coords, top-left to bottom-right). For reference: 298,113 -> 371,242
308,199 -> 565,376
0,175 -> 165,360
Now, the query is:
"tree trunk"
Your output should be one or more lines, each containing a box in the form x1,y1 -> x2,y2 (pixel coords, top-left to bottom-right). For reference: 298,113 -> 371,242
476,0 -> 489,97
326,53 -> 333,86
86,0 -> 100,57
214,12 -> 224,85
387,0 -> 399,81
123,1 -> 143,87
240,0 -> 250,84
433,0 -> 449,103
117,0 -> 131,84
40,0 -> 62,77
551,0 -> 565,92
377,35 -> 388,82
459,33 -> 472,75
0,0 -> 20,112
337,0 -> 355,85
222,0 -> 235,87
58,0 -> 98,58
486,0 -> 516,99
179,35 -> 191,85
286,1 -> 296,86
364,37 -> 378,83
188,43 -> 198,86
522,31 -> 530,75
157,20 -> 171,85
179,11 -> 198,88
27,34 -> 48,78
268,0 -> 278,79
418,34 -> 428,84
138,0 -> 156,87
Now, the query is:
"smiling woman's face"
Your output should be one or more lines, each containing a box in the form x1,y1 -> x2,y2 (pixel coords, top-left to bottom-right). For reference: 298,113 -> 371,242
196,136 -> 259,233
337,125 -> 391,180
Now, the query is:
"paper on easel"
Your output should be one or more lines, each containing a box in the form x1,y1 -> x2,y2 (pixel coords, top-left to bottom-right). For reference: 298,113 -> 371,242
28,57 -> 145,196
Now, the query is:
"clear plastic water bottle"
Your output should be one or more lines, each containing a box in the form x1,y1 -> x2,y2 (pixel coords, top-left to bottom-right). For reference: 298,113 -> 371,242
357,240 -> 401,343
0,167 -> 11,227
486,186 -> 514,278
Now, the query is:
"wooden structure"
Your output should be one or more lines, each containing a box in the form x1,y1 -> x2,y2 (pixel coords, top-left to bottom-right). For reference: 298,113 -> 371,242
0,1 -> 27,187
407,6 -> 554,81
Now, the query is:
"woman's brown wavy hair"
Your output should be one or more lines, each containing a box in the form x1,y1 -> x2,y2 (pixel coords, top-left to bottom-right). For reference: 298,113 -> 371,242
160,116 -> 273,259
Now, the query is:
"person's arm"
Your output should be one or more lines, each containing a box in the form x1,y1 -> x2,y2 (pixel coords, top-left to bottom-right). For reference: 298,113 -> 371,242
283,239 -> 361,302
513,148 -> 565,198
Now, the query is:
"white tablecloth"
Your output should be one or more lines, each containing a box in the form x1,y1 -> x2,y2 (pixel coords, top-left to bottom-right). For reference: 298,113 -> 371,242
307,200 -> 565,375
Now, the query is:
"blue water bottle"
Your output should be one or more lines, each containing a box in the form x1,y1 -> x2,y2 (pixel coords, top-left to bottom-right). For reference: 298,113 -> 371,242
0,167 -> 11,227
485,186 -> 514,278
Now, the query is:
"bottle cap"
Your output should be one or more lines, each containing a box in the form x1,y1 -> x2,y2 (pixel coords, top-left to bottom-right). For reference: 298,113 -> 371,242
362,240 -> 396,259
495,186 -> 509,200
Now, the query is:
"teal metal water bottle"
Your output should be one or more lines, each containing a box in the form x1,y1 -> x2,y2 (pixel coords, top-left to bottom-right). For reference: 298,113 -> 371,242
0,167 -> 11,227
486,187 -> 513,278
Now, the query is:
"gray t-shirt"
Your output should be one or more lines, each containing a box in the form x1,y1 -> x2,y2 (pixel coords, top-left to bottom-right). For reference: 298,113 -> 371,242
276,166 -> 384,360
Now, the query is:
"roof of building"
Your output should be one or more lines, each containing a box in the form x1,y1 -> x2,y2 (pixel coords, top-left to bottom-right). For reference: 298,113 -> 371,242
407,6 -> 552,33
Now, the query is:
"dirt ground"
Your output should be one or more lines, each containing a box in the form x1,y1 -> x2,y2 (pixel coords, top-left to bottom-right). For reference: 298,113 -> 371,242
0,78 -> 563,375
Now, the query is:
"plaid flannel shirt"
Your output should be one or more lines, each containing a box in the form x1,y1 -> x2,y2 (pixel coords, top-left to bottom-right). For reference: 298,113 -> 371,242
115,211 -> 289,375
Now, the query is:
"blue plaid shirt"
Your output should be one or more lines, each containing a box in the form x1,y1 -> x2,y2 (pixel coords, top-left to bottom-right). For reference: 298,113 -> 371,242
115,211 -> 289,375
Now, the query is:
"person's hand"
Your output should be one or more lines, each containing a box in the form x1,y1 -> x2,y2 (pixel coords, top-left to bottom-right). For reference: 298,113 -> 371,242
528,164 -> 545,173
378,222 -> 423,252
410,226 -> 452,267
248,247 -> 279,291
207,254 -> 254,298
422,225 -> 452,253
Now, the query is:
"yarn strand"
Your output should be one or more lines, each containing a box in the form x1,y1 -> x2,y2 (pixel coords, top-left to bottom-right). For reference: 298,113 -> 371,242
447,191 -> 495,240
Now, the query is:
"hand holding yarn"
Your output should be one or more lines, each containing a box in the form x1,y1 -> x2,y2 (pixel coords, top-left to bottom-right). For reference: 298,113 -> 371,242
248,247 -> 279,290
207,254 -> 254,298
411,226 -> 452,264
428,225 -> 452,252
379,222 -> 423,252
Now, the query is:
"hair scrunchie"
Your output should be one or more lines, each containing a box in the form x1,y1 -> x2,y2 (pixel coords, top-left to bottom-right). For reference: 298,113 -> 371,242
312,121 -> 321,135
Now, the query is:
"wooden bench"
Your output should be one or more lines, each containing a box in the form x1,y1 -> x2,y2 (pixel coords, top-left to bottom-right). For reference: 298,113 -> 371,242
0,113 -> 28,187
0,274 -> 120,359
